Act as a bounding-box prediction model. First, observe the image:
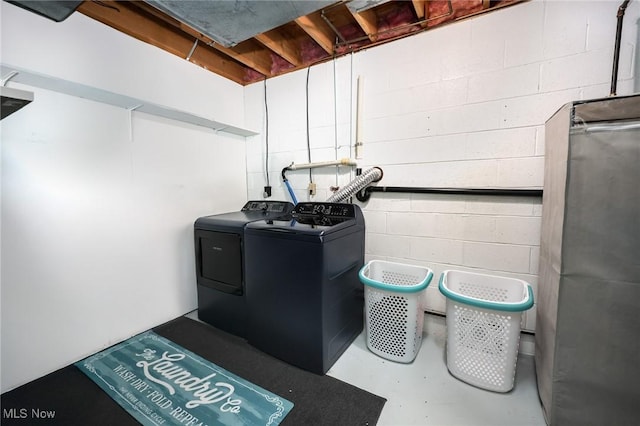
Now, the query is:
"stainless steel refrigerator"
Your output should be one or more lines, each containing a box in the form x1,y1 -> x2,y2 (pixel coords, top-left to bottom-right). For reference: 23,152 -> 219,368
536,95 -> 640,425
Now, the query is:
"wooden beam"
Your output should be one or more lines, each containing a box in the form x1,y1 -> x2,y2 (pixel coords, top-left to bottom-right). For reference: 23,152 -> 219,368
77,0 -> 253,85
254,29 -> 303,67
412,0 -> 429,19
295,12 -> 335,55
412,0 -> 431,30
211,40 -> 274,77
348,8 -> 378,42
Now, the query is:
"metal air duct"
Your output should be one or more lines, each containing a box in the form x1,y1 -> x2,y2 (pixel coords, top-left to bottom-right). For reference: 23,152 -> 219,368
145,0 -> 335,47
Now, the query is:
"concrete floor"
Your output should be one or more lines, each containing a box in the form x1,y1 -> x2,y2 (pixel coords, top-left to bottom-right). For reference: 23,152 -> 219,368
327,314 -> 547,426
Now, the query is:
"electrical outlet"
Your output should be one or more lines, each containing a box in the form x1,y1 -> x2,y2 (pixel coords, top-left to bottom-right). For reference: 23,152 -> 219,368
308,182 -> 316,196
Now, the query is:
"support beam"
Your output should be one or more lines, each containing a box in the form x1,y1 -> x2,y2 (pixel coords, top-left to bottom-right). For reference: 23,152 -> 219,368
348,8 -> 379,42
295,12 -> 335,55
412,0 -> 429,19
255,30 -> 303,67
210,40 -> 274,78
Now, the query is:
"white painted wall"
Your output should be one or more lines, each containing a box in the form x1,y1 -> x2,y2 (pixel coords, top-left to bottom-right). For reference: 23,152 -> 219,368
1,4 -> 248,392
244,0 -> 639,334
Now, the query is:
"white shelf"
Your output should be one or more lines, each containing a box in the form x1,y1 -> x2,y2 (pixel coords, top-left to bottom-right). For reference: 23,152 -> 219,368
0,64 -> 258,137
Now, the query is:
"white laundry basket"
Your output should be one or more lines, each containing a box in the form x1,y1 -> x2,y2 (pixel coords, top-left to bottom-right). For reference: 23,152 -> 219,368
359,260 -> 433,363
439,270 -> 534,392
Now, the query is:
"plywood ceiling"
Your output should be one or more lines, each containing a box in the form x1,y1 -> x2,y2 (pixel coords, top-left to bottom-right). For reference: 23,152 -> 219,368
78,0 -> 525,86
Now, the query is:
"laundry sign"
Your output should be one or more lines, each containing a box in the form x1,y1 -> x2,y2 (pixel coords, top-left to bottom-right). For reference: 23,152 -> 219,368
75,331 -> 293,426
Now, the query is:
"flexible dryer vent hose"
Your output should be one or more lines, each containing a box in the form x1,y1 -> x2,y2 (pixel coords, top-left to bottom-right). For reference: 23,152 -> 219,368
326,167 -> 383,203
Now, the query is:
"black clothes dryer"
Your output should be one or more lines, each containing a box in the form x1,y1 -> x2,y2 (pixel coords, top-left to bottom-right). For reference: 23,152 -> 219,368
194,200 -> 294,338
244,202 -> 365,374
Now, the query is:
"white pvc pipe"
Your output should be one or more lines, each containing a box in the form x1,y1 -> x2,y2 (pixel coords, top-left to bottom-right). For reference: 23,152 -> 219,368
287,158 -> 357,171
355,75 -> 364,159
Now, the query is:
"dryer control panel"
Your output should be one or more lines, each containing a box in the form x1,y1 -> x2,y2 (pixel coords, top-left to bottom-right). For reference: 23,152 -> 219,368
241,201 -> 291,213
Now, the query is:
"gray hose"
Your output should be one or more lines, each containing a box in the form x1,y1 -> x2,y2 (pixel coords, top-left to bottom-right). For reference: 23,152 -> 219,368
326,167 -> 383,203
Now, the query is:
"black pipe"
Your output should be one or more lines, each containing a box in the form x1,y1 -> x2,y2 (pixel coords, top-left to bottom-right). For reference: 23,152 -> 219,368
281,167 -> 290,182
356,186 -> 543,202
611,0 -> 631,96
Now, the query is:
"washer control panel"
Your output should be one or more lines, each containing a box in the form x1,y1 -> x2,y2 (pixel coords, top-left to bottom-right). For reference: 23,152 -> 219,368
294,202 -> 356,218
293,203 -> 356,225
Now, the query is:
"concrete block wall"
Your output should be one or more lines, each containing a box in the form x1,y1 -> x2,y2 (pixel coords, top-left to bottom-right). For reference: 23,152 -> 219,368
244,0 -> 639,333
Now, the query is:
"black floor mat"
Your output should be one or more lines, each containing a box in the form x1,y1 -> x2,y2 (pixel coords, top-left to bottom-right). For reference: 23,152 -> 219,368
1,316 -> 386,425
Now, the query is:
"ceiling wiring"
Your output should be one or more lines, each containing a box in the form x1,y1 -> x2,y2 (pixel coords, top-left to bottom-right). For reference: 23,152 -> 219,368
264,79 -> 270,188
306,66 -> 313,189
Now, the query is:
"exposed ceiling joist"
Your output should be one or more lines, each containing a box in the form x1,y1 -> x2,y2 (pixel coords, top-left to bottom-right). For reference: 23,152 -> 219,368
75,0 -> 526,86
412,0 -> 429,20
211,39 -> 274,78
348,7 -> 379,42
254,30 -> 303,67
295,12 -> 336,55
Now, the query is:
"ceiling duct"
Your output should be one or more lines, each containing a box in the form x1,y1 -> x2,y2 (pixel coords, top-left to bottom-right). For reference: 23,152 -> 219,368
1,86 -> 33,120
145,0 -> 335,47
6,0 -> 83,22
346,0 -> 393,13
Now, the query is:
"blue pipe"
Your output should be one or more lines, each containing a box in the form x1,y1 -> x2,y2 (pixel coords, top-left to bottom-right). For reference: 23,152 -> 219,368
284,179 -> 298,204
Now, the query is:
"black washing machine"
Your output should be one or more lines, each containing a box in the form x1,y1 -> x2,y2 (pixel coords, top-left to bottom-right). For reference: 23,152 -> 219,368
194,200 -> 294,338
244,202 -> 365,374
